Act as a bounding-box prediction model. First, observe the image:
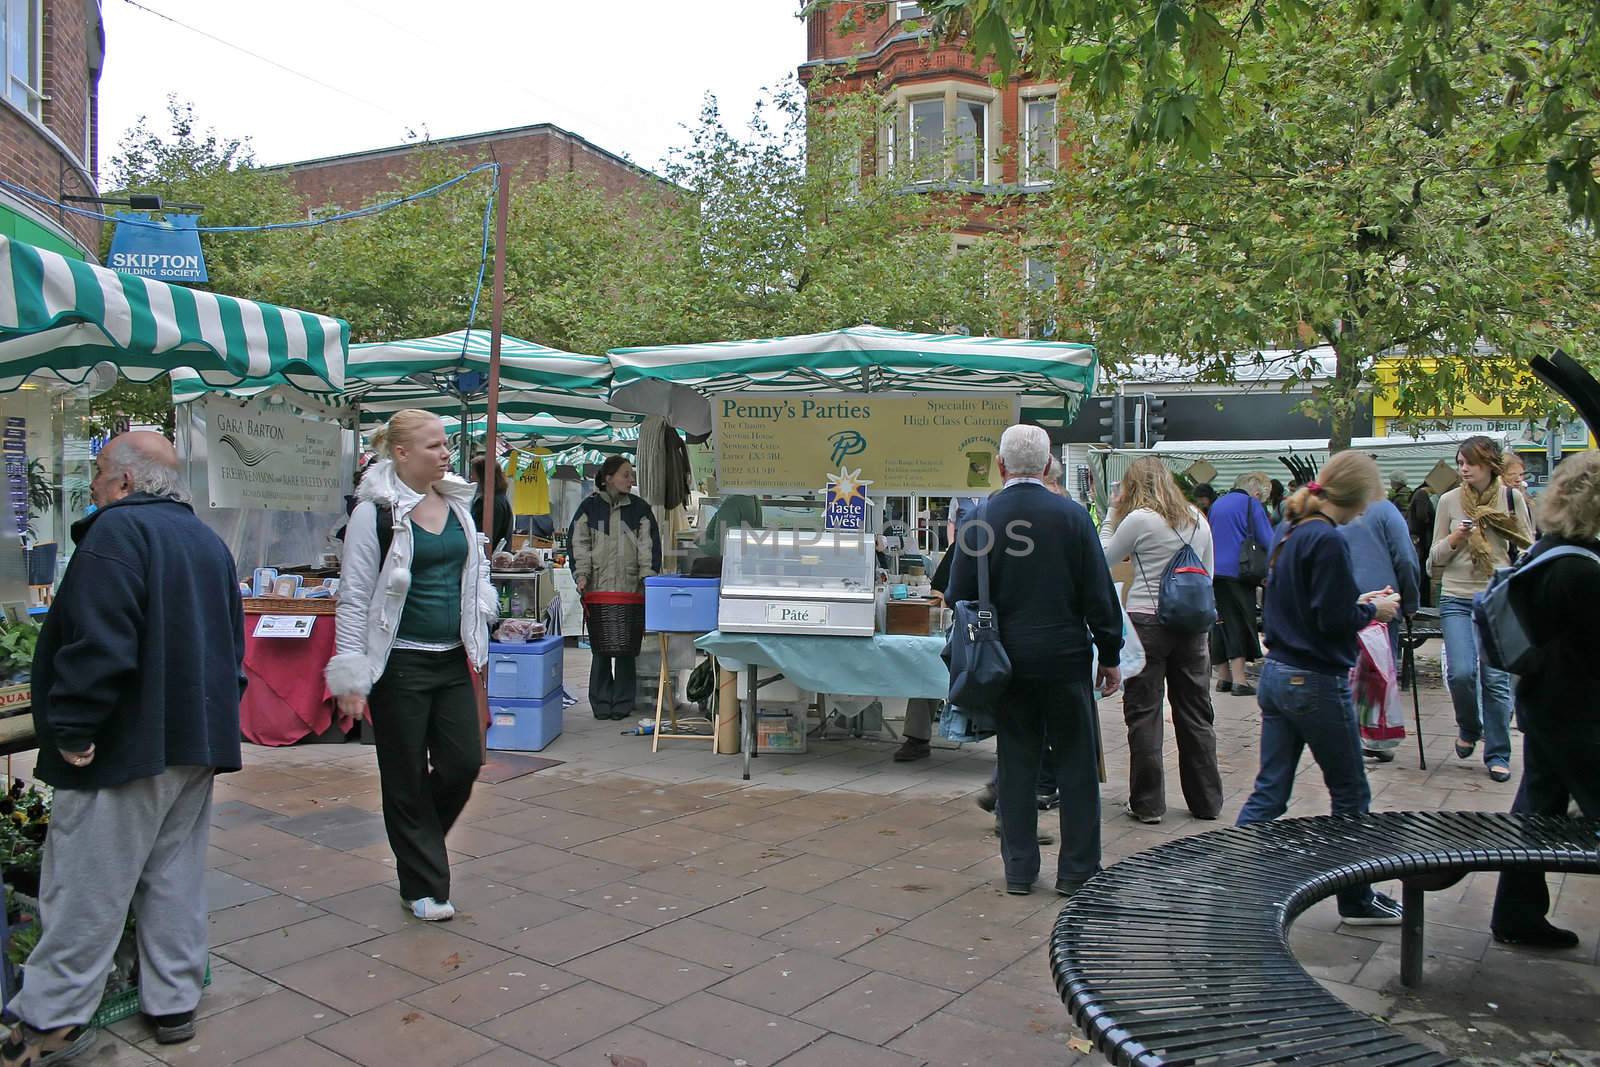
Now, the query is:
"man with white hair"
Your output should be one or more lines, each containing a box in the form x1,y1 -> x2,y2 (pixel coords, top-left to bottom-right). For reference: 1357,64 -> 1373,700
947,424 -> 1123,896
2,432 -> 246,1063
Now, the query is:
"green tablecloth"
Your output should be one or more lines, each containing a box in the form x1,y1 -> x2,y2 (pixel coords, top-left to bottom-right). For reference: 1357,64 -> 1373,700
694,630 -> 948,699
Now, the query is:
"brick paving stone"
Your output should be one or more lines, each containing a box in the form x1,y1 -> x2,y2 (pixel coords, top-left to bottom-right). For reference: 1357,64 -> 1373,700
209,895 -> 326,946
763,903 -> 903,958
941,978 -> 1079,1044
552,1024 -> 741,1067
774,1033 -> 927,1067
235,1037 -> 363,1066
740,854 -> 864,894
503,910 -> 649,964
627,862 -> 765,906
505,856 -> 639,897
563,941 -> 729,1003
842,934 -> 1009,994
707,949 -> 868,1013
633,918 -> 787,973
357,925 -> 511,981
887,1009 -> 1087,1066
207,869 -> 277,911
403,957 -> 580,1027
450,890 -> 586,947
793,972 -> 956,1045
461,1050 -> 558,1067
477,981 -> 656,1060
808,862 -> 989,920
268,947 -> 433,1016
573,880 -> 707,926
309,1002 -> 499,1067
216,914 -> 380,974
223,852 -> 397,902
694,887 -> 828,937
636,991 -> 825,1067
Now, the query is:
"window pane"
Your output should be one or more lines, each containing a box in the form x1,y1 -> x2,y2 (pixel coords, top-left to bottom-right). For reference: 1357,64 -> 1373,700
910,99 -> 943,183
1026,98 -> 1057,184
5,0 -> 37,117
1026,257 -> 1056,291
897,2 -> 926,18
954,100 -> 985,183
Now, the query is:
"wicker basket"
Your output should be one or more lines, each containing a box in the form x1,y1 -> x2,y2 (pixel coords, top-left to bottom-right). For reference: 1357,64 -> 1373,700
243,597 -> 338,615
583,593 -> 645,657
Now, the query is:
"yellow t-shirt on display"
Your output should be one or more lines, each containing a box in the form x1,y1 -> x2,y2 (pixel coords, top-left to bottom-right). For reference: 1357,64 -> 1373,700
507,449 -> 551,515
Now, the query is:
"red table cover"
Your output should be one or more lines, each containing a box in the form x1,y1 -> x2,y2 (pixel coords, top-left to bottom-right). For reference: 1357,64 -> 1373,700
241,612 -> 353,746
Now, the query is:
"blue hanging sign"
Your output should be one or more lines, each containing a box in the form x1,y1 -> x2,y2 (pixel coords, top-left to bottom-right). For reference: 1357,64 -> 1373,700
107,213 -> 208,283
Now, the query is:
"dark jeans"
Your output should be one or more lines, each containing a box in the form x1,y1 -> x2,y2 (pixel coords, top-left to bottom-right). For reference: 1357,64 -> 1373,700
1236,659 -> 1377,915
995,672 -> 1100,886
1492,718 -> 1600,933
370,648 -> 483,902
589,654 -> 638,718
1124,616 -> 1223,820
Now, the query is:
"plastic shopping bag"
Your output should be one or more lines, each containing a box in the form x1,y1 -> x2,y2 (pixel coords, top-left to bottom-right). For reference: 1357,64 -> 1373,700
1119,602 -> 1147,681
1352,621 -> 1405,745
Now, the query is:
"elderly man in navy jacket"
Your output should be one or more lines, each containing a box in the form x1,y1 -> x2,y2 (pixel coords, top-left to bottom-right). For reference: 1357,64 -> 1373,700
2,432 -> 245,1064
947,425 -> 1123,897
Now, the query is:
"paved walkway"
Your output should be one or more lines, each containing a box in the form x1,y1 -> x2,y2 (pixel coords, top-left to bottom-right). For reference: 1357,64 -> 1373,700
18,646 -> 1599,1065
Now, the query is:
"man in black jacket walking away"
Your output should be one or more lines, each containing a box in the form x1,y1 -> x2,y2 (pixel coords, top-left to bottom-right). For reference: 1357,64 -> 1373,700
2,433 -> 246,1064
947,426 -> 1123,898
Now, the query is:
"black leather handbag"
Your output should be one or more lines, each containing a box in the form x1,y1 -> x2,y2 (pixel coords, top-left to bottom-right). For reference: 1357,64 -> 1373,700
941,541 -> 1012,712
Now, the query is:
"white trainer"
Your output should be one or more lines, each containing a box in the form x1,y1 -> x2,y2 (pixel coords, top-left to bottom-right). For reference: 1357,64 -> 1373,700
402,896 -> 456,921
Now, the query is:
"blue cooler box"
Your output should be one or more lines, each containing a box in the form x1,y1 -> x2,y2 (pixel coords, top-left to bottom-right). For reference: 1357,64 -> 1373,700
486,693 -> 563,752
487,635 -> 563,701
645,576 -> 720,633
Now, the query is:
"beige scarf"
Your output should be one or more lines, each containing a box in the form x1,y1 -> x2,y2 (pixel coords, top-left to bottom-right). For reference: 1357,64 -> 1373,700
1461,477 -> 1533,577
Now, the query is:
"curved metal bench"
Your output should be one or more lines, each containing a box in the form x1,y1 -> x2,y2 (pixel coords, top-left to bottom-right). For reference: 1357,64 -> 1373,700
1050,811 -> 1600,1066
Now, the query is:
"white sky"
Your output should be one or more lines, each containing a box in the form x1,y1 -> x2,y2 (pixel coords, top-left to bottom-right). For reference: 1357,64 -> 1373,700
98,0 -> 808,175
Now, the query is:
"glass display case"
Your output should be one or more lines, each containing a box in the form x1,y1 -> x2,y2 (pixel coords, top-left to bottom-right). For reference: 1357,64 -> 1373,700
718,528 -> 876,636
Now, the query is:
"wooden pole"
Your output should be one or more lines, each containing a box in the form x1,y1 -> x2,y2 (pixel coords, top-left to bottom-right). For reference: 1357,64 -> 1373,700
480,166 -> 511,546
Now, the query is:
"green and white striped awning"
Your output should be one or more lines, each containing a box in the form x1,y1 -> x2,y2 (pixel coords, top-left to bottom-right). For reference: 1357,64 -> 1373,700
607,324 -> 1098,435
175,329 -> 630,427
0,235 -> 347,393
439,414 -> 639,450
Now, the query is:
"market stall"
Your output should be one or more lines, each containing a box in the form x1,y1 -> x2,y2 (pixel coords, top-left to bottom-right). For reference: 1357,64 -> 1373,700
606,324 -> 1098,777
172,329 -> 635,746
0,234 -> 349,746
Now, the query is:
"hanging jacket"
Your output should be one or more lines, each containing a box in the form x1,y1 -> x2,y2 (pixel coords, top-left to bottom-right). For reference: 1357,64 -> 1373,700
326,460 -> 497,698
568,489 -> 661,595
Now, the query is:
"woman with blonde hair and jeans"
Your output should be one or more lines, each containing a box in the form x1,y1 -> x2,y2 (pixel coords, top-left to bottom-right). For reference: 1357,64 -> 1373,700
1101,457 -> 1223,823
1429,436 -> 1534,782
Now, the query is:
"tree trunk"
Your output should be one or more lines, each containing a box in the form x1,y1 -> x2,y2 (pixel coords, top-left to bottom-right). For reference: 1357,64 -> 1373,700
1327,343 -> 1363,454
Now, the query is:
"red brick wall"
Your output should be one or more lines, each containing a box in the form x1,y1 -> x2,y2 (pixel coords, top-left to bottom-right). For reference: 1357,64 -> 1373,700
1,0 -> 100,253
286,127 -> 671,212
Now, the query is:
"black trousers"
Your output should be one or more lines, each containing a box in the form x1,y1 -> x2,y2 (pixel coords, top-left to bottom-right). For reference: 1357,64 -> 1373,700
1124,617 -> 1224,820
589,654 -> 638,718
995,672 -> 1100,886
1210,577 -> 1262,664
1491,716 -> 1600,932
370,649 -> 483,902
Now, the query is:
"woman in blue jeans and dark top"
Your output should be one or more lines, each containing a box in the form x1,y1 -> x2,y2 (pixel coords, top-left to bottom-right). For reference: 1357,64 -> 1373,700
1427,436 -> 1534,782
1236,451 -> 1405,925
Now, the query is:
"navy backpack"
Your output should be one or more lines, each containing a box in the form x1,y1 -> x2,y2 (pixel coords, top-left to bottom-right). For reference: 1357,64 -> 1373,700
1155,533 -> 1217,633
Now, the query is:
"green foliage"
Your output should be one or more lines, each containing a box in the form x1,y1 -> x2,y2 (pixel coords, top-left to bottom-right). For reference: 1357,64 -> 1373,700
924,0 -> 1600,225
0,779 -> 50,902
0,619 -> 39,679
1032,0 -> 1598,449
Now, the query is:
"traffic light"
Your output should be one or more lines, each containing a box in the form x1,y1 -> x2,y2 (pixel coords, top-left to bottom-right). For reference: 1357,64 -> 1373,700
1090,396 -> 1125,447
1143,393 -> 1167,447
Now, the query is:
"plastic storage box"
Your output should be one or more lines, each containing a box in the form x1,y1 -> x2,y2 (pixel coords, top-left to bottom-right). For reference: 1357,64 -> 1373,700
486,692 -> 563,751
755,704 -> 808,754
645,576 -> 721,633
486,635 -> 563,701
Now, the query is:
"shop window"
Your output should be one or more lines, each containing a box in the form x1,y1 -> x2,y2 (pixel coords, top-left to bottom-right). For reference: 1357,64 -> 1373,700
1,0 -> 43,121
1023,96 -> 1057,186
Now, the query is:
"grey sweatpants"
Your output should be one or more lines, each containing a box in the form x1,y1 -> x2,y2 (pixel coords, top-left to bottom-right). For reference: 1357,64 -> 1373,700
9,766 -> 214,1029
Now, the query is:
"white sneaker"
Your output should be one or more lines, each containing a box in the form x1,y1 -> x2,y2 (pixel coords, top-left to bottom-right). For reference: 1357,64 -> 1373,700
402,896 -> 456,921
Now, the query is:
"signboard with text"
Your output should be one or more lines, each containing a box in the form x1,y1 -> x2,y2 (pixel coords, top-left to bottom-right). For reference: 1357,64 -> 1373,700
202,396 -> 345,513
713,392 -> 1018,494
108,213 -> 208,282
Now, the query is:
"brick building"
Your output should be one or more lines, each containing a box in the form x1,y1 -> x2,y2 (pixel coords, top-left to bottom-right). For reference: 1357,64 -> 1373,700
800,0 -> 1063,248
279,122 -> 675,212
0,0 -> 104,259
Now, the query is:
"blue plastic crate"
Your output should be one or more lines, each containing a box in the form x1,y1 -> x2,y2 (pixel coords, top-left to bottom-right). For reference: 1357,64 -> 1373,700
486,692 -> 563,752
644,576 -> 720,633
486,635 -> 563,700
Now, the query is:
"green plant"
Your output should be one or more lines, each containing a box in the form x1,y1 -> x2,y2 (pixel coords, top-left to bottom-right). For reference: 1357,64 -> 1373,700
25,460 -> 53,519
0,621 -> 39,681
0,780 -> 50,899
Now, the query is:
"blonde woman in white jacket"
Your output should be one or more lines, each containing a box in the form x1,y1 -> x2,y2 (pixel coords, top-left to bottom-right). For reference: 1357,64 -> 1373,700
326,410 -> 497,922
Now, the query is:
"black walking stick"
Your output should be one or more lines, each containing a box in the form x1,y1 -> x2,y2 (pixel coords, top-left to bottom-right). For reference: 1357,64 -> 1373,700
1407,615 -> 1427,770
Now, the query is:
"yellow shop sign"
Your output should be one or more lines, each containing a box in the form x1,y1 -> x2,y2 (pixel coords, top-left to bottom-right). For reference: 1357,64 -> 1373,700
713,392 -> 1019,493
